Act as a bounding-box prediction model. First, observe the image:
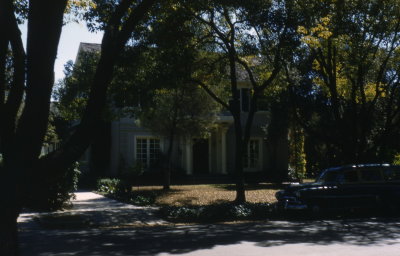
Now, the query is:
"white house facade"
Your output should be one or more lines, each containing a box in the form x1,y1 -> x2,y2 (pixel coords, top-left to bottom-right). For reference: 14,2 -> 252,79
76,42 -> 288,178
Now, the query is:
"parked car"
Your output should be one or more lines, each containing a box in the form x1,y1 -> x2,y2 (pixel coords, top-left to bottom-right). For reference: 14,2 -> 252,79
276,164 -> 400,213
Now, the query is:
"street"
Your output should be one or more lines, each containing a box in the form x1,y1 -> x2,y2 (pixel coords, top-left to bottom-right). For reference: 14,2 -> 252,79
18,192 -> 400,256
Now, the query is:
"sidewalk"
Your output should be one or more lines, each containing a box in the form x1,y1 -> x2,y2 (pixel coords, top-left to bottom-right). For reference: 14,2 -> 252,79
18,191 -> 168,256
18,191 -> 167,228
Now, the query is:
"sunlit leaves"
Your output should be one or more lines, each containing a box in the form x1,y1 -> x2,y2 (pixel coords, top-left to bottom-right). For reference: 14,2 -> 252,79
297,15 -> 333,48
294,0 -> 400,163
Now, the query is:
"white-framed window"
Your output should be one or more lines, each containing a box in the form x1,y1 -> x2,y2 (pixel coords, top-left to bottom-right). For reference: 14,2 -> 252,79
244,139 -> 261,169
136,137 -> 161,168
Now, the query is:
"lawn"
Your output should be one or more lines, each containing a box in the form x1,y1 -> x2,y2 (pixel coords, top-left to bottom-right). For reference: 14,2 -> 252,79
131,183 -> 284,206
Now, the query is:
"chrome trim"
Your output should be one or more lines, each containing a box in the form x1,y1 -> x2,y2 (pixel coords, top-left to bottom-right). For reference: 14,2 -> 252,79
281,196 -> 308,210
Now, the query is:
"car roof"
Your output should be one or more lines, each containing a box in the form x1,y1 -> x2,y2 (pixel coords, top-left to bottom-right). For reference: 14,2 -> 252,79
322,164 -> 399,173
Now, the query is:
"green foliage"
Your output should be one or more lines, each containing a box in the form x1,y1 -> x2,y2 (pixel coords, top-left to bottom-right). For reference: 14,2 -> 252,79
393,154 -> 400,165
26,162 -> 81,212
117,157 -> 145,190
140,85 -> 219,139
120,161 -> 144,181
288,125 -> 307,181
54,52 -> 100,121
43,112 -> 60,149
96,178 -> 125,194
293,0 -> 400,165
160,202 -> 274,222
96,178 -> 156,206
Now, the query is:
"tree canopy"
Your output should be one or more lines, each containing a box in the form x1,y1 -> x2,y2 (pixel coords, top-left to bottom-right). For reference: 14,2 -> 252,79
290,0 -> 400,170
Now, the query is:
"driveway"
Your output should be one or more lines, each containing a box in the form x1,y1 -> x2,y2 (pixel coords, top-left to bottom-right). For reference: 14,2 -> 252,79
18,191 -> 400,256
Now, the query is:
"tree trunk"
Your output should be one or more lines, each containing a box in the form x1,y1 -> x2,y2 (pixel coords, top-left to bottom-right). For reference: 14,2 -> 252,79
0,1 -> 157,255
0,213 -> 19,256
163,137 -> 173,190
233,110 -> 246,203
0,167 -> 20,256
164,122 -> 176,190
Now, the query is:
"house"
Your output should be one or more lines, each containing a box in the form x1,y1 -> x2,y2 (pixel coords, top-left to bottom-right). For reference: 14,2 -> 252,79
76,42 -> 289,180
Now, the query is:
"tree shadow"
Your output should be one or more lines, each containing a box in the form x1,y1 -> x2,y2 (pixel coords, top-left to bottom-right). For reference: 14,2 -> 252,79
215,183 -> 286,191
18,193 -> 400,256
19,217 -> 400,256
20,199 -> 400,256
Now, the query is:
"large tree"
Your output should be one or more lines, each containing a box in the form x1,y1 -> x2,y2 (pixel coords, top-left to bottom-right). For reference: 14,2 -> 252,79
0,0 -> 156,254
183,0 -> 298,202
291,0 -> 400,169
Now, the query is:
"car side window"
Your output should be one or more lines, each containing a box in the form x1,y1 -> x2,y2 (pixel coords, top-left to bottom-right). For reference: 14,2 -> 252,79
383,168 -> 400,181
360,169 -> 383,182
344,171 -> 359,183
337,170 -> 358,184
317,170 -> 339,183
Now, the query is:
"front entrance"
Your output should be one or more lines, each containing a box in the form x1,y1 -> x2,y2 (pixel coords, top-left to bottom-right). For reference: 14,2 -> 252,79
193,138 -> 209,174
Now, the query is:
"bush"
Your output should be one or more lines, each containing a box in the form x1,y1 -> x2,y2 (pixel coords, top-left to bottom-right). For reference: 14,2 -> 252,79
120,162 -> 144,182
96,178 -> 125,194
26,162 -> 81,212
160,202 -> 274,222
96,178 -> 156,206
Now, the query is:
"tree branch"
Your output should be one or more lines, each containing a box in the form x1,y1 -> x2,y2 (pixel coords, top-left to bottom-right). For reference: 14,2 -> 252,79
40,0 -> 157,171
0,0 -> 26,156
190,79 -> 230,110
235,56 -> 258,88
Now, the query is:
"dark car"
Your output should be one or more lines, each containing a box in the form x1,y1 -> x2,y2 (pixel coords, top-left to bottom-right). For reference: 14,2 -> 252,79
276,164 -> 400,213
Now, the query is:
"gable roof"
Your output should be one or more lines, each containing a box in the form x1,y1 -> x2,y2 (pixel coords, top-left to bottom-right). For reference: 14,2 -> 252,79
75,42 -> 101,63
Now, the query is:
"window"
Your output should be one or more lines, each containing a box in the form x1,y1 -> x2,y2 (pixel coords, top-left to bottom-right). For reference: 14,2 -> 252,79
336,170 -> 359,184
136,138 -> 161,168
383,168 -> 400,181
244,139 -> 260,169
317,170 -> 339,183
360,168 -> 383,182
343,171 -> 359,183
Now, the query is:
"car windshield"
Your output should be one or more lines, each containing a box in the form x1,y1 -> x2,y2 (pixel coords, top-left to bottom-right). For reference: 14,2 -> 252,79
316,170 -> 338,183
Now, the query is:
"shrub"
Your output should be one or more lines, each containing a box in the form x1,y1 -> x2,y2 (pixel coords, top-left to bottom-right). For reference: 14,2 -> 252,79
96,178 -> 125,194
120,162 -> 144,182
160,202 -> 274,222
128,194 -> 155,206
96,178 -> 156,206
26,162 -> 81,212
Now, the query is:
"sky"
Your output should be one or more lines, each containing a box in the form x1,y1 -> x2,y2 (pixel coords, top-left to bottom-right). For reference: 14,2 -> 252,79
20,21 -> 103,82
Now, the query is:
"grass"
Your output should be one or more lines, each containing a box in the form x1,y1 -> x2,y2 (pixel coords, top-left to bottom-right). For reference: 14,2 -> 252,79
96,182 -> 316,222
131,183 -> 285,206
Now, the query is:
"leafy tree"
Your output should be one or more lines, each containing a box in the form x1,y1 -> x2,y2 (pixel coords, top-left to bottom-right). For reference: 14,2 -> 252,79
0,0 -> 157,254
54,51 -> 100,121
183,0 -> 298,203
56,2 -> 222,189
288,122 -> 306,182
291,0 -> 400,168
140,86 -> 219,189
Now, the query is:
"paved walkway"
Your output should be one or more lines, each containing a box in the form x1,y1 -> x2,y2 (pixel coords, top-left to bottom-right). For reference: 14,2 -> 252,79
18,191 -> 400,256
18,191 -> 168,255
18,191 -> 166,228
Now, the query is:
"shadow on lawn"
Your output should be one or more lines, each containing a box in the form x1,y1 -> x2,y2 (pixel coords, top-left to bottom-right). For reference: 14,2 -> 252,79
214,183 -> 286,191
